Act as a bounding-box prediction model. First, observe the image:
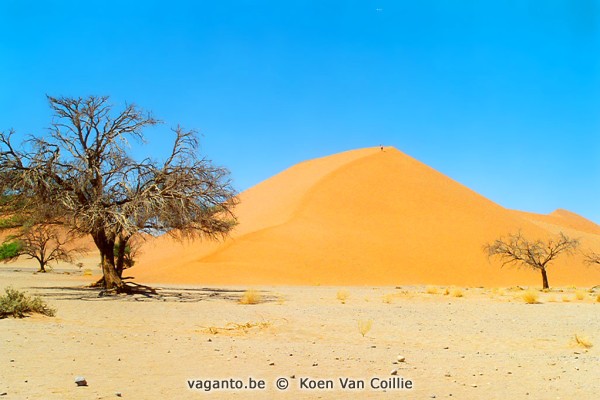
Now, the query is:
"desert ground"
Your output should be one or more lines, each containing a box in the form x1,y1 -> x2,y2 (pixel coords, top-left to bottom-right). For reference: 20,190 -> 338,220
1,261 -> 598,400
2,147 -> 599,399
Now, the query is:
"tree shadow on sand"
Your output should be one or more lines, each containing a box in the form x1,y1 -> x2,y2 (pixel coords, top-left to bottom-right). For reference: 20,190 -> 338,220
27,284 -> 276,303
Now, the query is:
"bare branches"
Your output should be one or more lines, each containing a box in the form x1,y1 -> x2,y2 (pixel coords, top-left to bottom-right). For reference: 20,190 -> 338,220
1,224 -> 87,272
584,251 -> 600,266
484,231 -> 579,289
1,95 -> 237,290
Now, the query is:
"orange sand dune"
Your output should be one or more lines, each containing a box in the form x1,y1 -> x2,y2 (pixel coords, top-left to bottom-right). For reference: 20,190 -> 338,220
133,147 -> 600,287
514,209 -> 600,236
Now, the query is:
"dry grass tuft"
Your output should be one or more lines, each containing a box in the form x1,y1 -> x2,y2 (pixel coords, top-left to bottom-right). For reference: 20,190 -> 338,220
521,290 -> 540,304
203,321 -> 272,335
597,294 -> 600,303
574,290 -> 586,301
382,294 -> 394,304
276,294 -> 285,305
83,269 -> 93,276
562,295 -> 571,303
337,290 -> 349,304
358,319 -> 373,337
239,289 -> 261,305
451,288 -> 463,298
443,287 -> 450,296
426,286 -> 439,295
573,334 -> 593,349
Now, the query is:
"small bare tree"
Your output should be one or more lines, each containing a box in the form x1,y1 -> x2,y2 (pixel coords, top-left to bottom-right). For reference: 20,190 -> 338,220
1,95 -> 238,292
485,231 -> 579,289
584,251 -> 600,266
1,224 -> 86,272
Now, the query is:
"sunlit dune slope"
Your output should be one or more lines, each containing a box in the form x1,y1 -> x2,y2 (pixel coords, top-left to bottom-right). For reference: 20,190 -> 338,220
514,209 -> 600,236
133,147 -> 600,287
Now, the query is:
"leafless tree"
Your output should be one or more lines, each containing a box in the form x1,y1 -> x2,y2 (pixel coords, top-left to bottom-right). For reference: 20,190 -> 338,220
584,251 -> 600,266
484,231 -> 579,289
1,224 -> 86,272
0,96 -> 238,292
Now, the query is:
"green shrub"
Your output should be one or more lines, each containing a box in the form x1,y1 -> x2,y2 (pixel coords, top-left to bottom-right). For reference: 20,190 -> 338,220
0,241 -> 22,260
0,287 -> 56,318
0,215 -> 26,229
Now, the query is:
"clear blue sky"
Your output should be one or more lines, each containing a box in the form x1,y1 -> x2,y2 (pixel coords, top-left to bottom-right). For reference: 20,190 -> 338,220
1,1 -> 599,222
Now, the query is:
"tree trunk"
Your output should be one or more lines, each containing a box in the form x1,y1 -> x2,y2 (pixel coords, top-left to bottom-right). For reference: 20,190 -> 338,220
101,256 -> 124,290
92,232 -> 124,291
541,268 -> 549,290
38,261 -> 46,273
115,236 -> 128,278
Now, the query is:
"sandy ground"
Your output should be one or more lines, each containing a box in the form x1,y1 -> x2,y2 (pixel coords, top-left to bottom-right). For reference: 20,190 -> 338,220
1,263 -> 598,400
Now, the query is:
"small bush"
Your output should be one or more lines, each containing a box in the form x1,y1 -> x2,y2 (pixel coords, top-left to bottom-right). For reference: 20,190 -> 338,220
426,286 -> 439,295
0,215 -> 25,229
239,289 -> 261,305
597,294 -> 600,303
575,291 -> 586,301
451,288 -> 463,298
0,241 -> 22,260
443,288 -> 450,296
358,319 -> 373,337
0,287 -> 56,318
522,290 -> 539,304
337,290 -> 349,304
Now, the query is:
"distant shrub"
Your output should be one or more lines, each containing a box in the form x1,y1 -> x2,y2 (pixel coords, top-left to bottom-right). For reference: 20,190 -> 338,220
451,288 -> 463,298
574,291 -> 586,301
597,294 -> 600,303
0,287 -> 56,318
239,289 -> 261,305
382,294 -> 394,304
426,286 -> 439,295
0,241 -> 22,260
522,290 -> 539,304
358,319 -> 373,337
0,215 -> 25,229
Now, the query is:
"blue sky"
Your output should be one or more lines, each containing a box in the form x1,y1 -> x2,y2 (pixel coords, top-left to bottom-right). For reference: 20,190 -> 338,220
1,1 -> 599,222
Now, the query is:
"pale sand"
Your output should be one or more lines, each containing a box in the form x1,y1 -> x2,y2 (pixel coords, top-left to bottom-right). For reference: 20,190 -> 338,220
132,147 -> 600,287
1,265 -> 598,399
